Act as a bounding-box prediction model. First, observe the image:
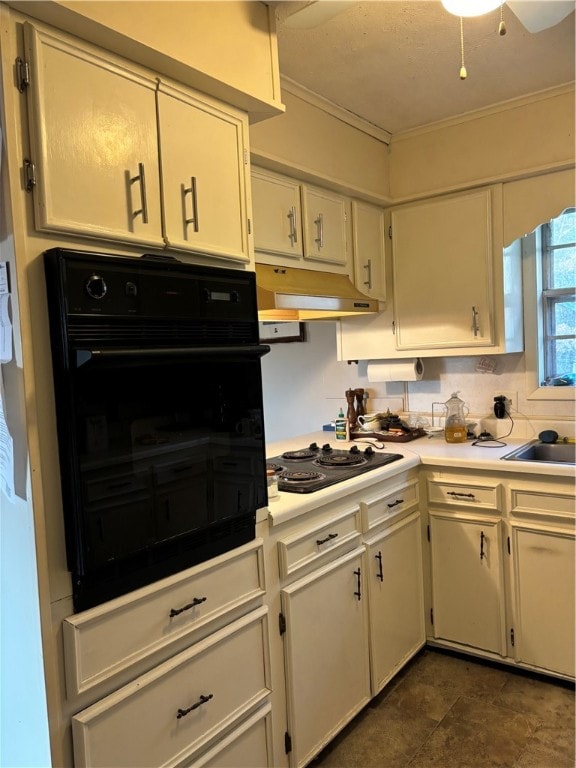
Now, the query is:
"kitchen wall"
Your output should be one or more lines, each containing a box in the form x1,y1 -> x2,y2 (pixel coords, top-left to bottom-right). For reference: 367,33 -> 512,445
261,321 -> 575,444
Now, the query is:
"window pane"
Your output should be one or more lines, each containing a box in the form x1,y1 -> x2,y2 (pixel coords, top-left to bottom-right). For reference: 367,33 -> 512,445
552,297 -> 575,335
551,339 -> 576,377
549,245 -> 576,289
549,208 -> 576,245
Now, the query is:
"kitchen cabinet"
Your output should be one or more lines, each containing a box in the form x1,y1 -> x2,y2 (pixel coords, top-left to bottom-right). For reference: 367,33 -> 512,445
337,184 -> 524,360
251,167 -> 351,274
365,509 -> 425,693
281,547 -> 371,768
427,477 -> 506,656
301,184 -> 350,268
351,200 -> 387,302
23,23 -> 250,262
64,540 -> 271,766
507,483 -> 575,678
251,168 -> 304,260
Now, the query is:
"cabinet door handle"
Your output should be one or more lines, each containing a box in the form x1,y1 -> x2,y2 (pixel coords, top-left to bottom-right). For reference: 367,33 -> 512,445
314,213 -> 324,248
471,305 -> 480,337
176,693 -> 213,719
184,176 -> 199,232
447,491 -> 475,500
316,532 -> 338,546
131,162 -> 149,223
387,498 -> 404,509
288,206 -> 298,244
354,567 -> 362,600
375,551 -> 384,582
480,530 -> 486,560
363,259 -> 372,290
169,596 -> 207,618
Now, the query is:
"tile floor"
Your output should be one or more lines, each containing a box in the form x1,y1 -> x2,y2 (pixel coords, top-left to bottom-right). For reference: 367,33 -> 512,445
311,648 -> 575,768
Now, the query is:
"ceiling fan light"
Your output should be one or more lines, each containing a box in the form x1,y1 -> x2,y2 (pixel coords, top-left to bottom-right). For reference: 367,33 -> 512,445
441,0 -> 501,18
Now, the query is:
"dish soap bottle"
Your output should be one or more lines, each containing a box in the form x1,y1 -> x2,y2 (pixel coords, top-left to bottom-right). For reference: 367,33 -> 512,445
444,392 -> 467,444
335,408 -> 349,441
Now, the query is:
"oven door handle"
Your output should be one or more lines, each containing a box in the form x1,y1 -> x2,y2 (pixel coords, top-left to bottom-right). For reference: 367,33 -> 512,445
74,345 -> 270,367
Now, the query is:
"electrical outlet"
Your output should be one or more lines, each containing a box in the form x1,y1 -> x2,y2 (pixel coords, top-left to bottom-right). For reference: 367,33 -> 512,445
493,391 -> 517,411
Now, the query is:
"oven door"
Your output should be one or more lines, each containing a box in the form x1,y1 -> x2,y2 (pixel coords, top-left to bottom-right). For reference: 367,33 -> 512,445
55,345 -> 268,610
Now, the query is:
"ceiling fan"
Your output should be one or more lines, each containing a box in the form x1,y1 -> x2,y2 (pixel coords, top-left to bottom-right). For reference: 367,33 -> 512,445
282,0 -> 576,33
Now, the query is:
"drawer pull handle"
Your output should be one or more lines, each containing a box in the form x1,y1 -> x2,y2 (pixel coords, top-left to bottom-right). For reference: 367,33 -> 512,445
387,498 -> 404,508
375,551 -> 384,582
316,532 -> 338,546
480,530 -> 486,561
447,491 -> 476,500
169,596 -> 207,618
176,693 -> 213,719
354,568 -> 362,600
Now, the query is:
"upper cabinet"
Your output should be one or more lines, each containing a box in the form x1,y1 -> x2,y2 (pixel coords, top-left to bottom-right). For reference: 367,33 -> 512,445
251,168 -> 303,260
351,200 -> 387,302
301,184 -> 349,268
390,188 -> 496,350
23,23 -> 250,263
337,185 -> 524,360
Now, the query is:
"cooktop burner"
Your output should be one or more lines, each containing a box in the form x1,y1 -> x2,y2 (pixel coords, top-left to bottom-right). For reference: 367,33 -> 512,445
266,442 -> 403,494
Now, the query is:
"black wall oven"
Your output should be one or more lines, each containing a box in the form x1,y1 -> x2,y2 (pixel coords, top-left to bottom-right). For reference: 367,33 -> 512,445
44,248 -> 269,612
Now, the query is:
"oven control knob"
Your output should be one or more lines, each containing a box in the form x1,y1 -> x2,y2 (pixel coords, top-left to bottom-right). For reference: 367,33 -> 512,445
364,446 -> 375,456
85,274 -> 107,300
309,442 -> 318,451
349,445 -> 360,454
321,443 -> 332,453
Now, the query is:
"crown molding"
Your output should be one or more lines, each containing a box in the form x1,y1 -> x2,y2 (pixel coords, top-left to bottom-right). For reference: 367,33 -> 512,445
280,75 -> 392,145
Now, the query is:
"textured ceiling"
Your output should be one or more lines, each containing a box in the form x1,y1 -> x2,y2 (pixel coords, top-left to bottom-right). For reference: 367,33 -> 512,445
274,1 -> 576,134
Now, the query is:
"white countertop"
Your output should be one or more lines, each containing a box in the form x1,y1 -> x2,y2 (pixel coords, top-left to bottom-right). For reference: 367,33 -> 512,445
263,430 -> 575,527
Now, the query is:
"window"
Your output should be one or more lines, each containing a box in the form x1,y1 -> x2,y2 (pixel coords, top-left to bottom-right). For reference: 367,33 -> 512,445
541,209 -> 575,385
520,208 -> 575,398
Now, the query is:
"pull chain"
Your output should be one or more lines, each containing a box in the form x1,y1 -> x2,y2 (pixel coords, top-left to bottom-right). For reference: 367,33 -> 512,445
459,16 -> 467,80
498,2 -> 507,35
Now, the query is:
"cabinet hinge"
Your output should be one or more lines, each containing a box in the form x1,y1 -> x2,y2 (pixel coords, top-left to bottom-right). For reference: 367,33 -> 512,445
279,612 -> 286,636
247,218 -> 252,236
285,731 -> 292,754
243,148 -> 248,165
427,524 -> 430,542
430,608 -> 434,625
507,536 -> 511,555
510,628 -> 515,647
388,224 -> 392,239
23,159 -> 37,192
16,57 -> 30,92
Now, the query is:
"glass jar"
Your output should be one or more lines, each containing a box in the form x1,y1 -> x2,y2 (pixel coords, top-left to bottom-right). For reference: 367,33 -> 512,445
266,468 -> 279,499
444,391 -> 468,444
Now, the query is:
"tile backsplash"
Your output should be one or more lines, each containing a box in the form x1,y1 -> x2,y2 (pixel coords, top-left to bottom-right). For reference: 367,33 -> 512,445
261,321 -> 575,443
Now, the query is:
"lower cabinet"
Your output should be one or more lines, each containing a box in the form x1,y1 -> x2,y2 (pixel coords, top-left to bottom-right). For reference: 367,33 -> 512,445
429,512 -> 506,655
72,606 -> 271,768
365,511 -> 426,693
281,547 -> 371,768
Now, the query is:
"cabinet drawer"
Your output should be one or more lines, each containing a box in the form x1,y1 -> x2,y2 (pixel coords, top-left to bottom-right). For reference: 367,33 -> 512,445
427,479 -> 501,511
277,505 -> 361,580
184,703 -> 272,768
510,487 -> 576,524
72,607 -> 270,768
361,479 -> 419,532
64,540 -> 265,698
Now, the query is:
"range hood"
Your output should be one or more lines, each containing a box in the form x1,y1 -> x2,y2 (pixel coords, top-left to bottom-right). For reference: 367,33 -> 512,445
255,264 -> 379,321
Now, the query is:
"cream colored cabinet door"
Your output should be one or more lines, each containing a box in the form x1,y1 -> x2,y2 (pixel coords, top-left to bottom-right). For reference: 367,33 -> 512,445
429,512 -> 506,655
23,23 -> 164,247
510,525 -> 575,678
157,83 -> 250,262
281,547 -> 371,768
390,188 -> 494,350
351,200 -> 387,301
301,185 -> 349,268
252,168 -> 303,260
366,512 -> 425,694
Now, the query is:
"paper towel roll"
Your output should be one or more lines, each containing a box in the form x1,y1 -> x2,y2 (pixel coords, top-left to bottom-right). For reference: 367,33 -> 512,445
367,358 -> 424,382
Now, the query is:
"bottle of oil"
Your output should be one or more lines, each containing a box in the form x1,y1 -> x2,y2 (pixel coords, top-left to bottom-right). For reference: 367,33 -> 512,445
444,392 -> 468,444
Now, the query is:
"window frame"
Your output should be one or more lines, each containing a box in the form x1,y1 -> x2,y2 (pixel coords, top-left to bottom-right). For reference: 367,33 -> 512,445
522,212 -> 575,401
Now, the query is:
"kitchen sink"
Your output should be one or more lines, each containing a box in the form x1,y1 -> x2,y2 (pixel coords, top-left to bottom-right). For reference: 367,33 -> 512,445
502,440 -> 576,464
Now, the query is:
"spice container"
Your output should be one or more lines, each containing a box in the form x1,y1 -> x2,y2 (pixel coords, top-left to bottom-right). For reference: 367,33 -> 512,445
266,468 -> 279,499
